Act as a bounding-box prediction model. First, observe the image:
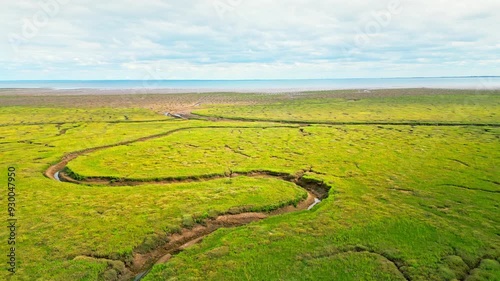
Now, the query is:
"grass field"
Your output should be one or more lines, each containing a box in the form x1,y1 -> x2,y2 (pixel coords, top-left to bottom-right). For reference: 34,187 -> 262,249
0,107 -> 169,125
0,89 -> 499,281
193,93 -> 500,125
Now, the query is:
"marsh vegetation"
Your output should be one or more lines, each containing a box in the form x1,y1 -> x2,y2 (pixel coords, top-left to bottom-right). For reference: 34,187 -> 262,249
0,89 -> 498,280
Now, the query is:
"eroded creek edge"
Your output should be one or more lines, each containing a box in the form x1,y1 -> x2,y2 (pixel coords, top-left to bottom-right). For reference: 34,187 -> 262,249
43,126 -> 332,281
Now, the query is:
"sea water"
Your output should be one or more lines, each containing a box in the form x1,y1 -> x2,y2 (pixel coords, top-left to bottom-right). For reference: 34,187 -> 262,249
0,77 -> 499,92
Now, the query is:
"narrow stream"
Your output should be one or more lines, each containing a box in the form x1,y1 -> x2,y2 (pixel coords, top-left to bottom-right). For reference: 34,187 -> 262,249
45,126 -> 331,281
307,198 -> 321,210
54,171 -> 61,181
133,272 -> 148,281
133,196 -> 322,281
51,167 -> 328,281
50,167 -> 329,281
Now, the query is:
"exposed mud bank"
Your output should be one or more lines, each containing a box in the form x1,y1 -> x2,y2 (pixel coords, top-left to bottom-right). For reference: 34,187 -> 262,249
47,155 -> 330,279
44,125 -> 333,281
56,168 -> 330,280
43,125 -> 298,182
58,169 -> 330,281
125,175 -> 326,281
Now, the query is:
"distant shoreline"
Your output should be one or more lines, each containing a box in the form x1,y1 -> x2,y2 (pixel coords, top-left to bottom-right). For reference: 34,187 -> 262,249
1,77 -> 499,93
0,87 -> 499,97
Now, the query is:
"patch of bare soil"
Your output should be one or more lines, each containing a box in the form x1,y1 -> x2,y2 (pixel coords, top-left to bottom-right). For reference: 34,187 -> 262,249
3,88 -> 490,116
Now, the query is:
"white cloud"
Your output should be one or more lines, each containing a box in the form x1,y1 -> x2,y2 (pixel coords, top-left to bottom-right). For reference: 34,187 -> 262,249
1,0 -> 499,79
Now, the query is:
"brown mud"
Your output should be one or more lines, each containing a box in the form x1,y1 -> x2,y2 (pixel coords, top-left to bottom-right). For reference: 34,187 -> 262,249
55,167 -> 327,280
44,126 -> 330,281
59,169 -> 326,281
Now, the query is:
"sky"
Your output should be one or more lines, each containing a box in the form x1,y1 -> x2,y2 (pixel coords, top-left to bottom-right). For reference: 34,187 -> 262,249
1,0 -> 499,80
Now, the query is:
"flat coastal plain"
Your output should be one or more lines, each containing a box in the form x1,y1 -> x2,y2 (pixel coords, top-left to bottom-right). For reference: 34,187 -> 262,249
0,88 -> 499,281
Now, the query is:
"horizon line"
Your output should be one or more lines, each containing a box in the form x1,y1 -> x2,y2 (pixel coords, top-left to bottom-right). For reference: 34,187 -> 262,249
1,76 -> 499,82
